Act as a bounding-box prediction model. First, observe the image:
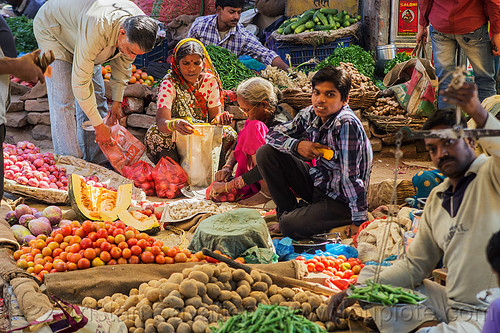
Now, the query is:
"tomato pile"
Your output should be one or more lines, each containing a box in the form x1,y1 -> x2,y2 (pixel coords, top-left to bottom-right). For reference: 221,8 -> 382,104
3,141 -> 68,190
13,219 -> 205,281
296,255 -> 365,290
101,64 -> 156,87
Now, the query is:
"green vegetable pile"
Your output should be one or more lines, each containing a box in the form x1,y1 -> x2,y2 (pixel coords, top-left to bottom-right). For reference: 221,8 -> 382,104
211,304 -> 327,333
277,8 -> 361,35
347,280 -> 426,306
315,45 -> 375,79
6,16 -> 38,55
384,52 -> 412,74
206,45 -> 256,90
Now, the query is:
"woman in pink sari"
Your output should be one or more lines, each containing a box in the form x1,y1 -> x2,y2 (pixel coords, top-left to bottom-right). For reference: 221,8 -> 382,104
210,77 -> 292,204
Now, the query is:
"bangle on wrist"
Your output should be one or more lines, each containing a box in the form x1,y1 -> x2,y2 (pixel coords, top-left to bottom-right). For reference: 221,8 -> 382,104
167,119 -> 176,132
224,182 -> 230,193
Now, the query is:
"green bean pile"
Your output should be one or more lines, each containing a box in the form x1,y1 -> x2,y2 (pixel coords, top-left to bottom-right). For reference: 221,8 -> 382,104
206,45 -> 256,90
211,304 -> 327,333
348,280 -> 426,306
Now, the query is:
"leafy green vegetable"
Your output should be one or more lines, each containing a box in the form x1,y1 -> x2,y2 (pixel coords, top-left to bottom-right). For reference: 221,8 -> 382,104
383,52 -> 411,74
206,45 -> 256,90
315,44 -> 375,79
6,16 -> 38,55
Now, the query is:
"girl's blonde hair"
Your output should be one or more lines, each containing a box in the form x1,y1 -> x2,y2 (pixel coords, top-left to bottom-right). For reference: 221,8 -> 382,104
236,77 -> 279,112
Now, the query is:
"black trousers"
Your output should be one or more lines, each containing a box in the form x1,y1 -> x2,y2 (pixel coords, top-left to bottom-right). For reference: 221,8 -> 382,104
256,145 -> 352,239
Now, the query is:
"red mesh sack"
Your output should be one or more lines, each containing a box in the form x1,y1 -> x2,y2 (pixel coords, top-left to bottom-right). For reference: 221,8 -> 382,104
151,157 -> 188,198
122,161 -> 156,196
205,182 -> 241,202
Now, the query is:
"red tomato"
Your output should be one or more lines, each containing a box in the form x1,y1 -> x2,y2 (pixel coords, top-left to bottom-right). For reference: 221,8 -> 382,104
295,256 -> 306,261
343,269 -> 354,279
315,262 -> 325,272
307,263 -> 316,272
130,245 -> 142,256
110,247 -> 122,259
174,252 -> 187,263
128,255 -> 140,264
140,251 -> 155,263
79,238 -> 92,249
100,251 -> 111,262
337,255 -> 347,262
166,247 -> 179,258
77,258 -> 91,269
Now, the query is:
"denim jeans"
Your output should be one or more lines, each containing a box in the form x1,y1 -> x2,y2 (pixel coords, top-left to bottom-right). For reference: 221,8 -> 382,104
45,60 -> 107,164
430,24 -> 496,109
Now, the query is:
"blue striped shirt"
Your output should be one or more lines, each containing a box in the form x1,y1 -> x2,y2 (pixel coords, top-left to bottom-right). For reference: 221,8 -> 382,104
187,14 -> 279,66
266,105 -> 373,223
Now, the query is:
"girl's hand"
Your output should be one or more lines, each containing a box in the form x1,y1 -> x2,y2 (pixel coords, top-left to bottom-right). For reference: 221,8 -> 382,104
175,119 -> 195,135
215,168 -> 232,182
210,181 -> 227,197
214,111 -> 233,125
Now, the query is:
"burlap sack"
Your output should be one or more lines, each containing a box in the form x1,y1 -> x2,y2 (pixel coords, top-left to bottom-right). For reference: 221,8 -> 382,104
10,277 -> 53,323
255,0 -> 285,17
357,218 -> 405,263
271,22 -> 361,46
44,261 -> 305,304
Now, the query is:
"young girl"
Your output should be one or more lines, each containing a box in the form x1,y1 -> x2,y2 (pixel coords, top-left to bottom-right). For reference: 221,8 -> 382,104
210,77 -> 291,204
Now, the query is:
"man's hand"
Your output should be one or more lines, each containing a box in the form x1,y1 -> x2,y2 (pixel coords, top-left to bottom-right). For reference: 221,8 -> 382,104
210,181 -> 227,197
11,50 -> 45,83
416,24 -> 428,44
94,123 -> 114,147
328,290 -> 357,324
441,82 -> 487,127
491,33 -> 500,56
214,111 -> 233,125
175,119 -> 195,135
106,101 -> 125,126
296,141 -> 331,160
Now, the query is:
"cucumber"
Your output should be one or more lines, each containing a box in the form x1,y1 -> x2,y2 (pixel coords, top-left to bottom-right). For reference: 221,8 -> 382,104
278,19 -> 291,29
305,20 -> 316,29
276,28 -> 284,34
313,10 -> 321,23
336,12 -> 345,21
356,15 -> 362,20
301,9 -> 316,17
342,20 -> 351,27
341,10 -> 347,16
316,12 -> 329,26
319,8 -> 338,15
291,11 -> 314,30
290,17 -> 298,22
314,24 -> 334,31
294,24 -> 307,34
283,23 -> 294,35
344,14 -> 350,20
349,18 -> 357,24
336,22 -> 341,28
327,14 -> 335,26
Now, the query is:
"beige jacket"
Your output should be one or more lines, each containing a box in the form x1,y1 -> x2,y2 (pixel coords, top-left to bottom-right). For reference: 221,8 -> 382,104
359,115 -> 500,312
34,0 -> 144,126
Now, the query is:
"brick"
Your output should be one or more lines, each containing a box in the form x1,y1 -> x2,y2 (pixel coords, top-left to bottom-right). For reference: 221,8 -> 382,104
145,102 -> 157,116
27,112 -> 51,125
20,81 -> 46,100
226,105 -> 248,120
124,97 -> 144,114
6,111 -> 28,127
126,114 -> 155,129
25,99 -> 49,112
9,81 -> 30,96
370,137 -> 382,152
7,95 -> 24,112
31,124 -> 52,141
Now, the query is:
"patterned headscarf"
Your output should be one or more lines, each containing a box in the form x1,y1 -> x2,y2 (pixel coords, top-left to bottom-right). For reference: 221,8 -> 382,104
170,38 -> 224,118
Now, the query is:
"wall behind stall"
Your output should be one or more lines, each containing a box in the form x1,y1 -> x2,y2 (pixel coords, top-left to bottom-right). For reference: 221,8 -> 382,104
286,0 -> 359,17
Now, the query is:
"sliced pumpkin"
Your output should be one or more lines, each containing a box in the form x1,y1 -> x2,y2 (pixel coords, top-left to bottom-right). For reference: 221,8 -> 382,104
68,173 -> 132,221
117,210 -> 160,235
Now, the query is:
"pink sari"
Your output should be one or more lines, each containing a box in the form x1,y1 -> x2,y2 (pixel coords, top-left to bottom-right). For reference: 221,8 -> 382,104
233,119 -> 268,199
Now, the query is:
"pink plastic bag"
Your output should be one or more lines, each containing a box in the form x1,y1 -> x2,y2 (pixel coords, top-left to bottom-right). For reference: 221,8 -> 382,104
98,116 -> 145,174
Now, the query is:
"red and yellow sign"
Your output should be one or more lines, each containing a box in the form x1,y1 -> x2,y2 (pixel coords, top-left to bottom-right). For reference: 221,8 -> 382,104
398,0 -> 418,36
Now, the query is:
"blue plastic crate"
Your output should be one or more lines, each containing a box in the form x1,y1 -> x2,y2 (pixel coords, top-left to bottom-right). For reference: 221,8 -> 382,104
275,36 -> 354,71
133,40 -> 169,68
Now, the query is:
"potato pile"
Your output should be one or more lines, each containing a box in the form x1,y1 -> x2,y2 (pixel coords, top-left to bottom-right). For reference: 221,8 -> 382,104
366,96 -> 406,117
85,263 -> 348,332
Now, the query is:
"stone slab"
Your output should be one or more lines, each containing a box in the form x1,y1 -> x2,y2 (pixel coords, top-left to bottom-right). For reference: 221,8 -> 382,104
6,111 -> 28,127
7,95 -> 24,112
126,114 -> 155,129
27,112 -> 51,125
31,124 -> 52,141
25,99 -> 49,112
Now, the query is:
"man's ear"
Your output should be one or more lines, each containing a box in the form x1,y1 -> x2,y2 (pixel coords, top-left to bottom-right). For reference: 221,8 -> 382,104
466,137 -> 476,150
216,6 -> 223,14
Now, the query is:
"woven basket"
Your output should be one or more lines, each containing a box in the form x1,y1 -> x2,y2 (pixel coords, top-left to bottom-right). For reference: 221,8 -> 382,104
4,155 -> 146,204
349,90 -> 379,110
364,112 -> 427,132
281,88 -> 312,111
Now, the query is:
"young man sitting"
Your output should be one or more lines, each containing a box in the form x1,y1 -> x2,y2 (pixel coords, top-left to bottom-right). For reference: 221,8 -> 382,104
187,0 -> 289,70
256,66 -> 373,239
